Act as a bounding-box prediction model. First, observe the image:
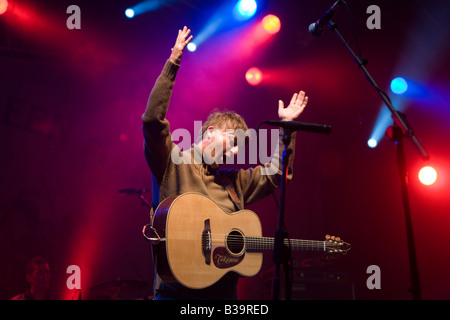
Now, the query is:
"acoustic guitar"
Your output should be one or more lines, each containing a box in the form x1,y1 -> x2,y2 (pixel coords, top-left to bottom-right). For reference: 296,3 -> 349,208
150,192 -> 350,289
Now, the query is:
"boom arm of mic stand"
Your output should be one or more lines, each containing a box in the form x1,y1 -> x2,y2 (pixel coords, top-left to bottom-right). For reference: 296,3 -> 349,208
327,19 -> 427,300
138,194 -> 152,208
328,20 -> 429,160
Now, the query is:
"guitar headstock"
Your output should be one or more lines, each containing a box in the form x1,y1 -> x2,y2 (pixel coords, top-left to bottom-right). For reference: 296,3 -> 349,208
324,234 -> 351,255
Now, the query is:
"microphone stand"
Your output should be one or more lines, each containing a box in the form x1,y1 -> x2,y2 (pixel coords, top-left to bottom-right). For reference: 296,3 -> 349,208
327,19 -> 428,300
272,128 -> 293,301
258,121 -> 331,300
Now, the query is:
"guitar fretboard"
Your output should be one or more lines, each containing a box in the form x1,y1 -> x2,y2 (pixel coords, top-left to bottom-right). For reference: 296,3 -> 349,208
245,236 -> 328,252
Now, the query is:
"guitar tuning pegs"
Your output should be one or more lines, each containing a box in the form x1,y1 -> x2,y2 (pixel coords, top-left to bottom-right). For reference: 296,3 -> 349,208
325,234 -> 331,240
335,236 -> 341,242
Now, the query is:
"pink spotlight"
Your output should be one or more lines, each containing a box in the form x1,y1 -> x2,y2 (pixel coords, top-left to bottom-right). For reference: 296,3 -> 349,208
0,0 -> 8,15
245,67 -> 263,86
262,14 -> 281,34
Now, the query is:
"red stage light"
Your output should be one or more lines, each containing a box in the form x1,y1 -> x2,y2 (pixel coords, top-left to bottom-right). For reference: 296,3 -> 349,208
245,67 -> 263,86
0,0 -> 8,15
262,14 -> 281,34
418,166 -> 437,186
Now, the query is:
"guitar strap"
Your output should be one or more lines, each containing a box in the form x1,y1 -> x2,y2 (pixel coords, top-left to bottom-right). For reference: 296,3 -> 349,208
217,172 -> 242,211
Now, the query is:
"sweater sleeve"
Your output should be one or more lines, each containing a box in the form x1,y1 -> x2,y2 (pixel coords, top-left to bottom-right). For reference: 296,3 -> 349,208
142,60 -> 180,184
236,130 -> 296,206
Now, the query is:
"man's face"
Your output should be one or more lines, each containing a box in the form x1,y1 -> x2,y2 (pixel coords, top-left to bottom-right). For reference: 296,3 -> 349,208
204,128 -> 239,166
219,130 -> 239,161
27,263 -> 50,290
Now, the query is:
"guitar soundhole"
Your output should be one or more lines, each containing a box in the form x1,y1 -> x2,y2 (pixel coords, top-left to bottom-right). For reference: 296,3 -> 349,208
226,230 -> 244,255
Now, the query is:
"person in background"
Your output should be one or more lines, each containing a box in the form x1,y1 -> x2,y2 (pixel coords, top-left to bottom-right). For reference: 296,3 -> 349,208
11,256 -> 51,300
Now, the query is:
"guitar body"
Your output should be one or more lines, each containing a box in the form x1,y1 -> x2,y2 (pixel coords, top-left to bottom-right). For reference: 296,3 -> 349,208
153,192 -> 263,289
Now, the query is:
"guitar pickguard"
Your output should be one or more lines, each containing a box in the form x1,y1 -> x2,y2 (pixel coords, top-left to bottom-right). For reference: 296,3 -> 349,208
213,247 -> 244,269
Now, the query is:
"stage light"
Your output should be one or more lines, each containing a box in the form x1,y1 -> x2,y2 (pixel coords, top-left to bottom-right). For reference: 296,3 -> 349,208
187,42 -> 197,52
245,67 -> 263,86
262,14 -> 281,34
418,166 -> 437,186
0,0 -> 8,15
125,8 -> 135,18
236,0 -> 257,18
367,138 -> 377,148
390,77 -> 408,95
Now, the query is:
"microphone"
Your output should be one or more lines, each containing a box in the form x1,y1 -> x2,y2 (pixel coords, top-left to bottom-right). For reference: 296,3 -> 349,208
261,120 -> 332,135
119,188 -> 150,194
308,0 -> 342,37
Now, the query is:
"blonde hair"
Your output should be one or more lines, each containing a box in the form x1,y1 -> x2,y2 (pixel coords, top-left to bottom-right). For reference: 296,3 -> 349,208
201,110 -> 248,138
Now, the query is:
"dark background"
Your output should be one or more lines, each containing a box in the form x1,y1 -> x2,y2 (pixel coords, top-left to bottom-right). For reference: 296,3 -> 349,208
1,0 -> 449,300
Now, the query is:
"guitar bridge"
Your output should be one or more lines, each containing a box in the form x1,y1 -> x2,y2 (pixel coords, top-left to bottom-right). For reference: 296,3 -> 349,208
202,219 -> 212,265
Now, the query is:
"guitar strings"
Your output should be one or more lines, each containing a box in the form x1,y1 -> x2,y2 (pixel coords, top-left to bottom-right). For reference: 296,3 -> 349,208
208,234 -> 346,249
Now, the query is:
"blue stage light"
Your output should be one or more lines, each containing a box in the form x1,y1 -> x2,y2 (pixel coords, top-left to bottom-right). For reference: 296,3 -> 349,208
125,8 -> 135,18
367,138 -> 377,148
390,77 -> 408,95
236,0 -> 257,18
187,42 -> 197,52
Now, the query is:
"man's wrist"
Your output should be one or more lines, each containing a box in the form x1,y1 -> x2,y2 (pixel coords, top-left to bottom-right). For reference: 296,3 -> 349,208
169,50 -> 183,65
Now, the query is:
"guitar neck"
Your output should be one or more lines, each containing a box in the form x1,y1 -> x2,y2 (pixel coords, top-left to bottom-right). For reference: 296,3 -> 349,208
246,236 -> 328,253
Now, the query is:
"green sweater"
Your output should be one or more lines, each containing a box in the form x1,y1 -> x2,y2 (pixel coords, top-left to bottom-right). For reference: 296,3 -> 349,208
142,59 -> 296,299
